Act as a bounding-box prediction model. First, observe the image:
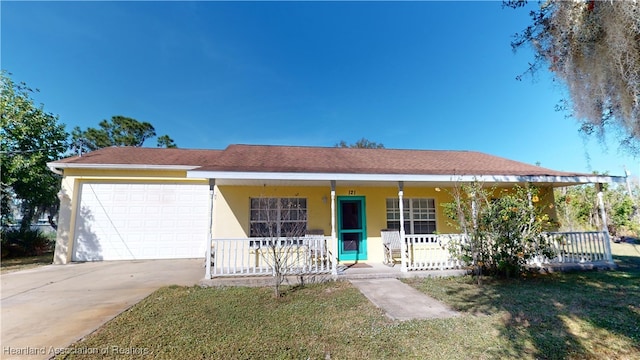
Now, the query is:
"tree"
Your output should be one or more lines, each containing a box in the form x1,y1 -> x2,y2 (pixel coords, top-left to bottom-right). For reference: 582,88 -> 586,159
156,134 -> 177,148
506,1 -> 640,153
251,197 -> 310,298
554,182 -> 639,236
443,183 -> 557,280
71,115 -> 177,152
1,71 -> 68,230
335,138 -> 385,149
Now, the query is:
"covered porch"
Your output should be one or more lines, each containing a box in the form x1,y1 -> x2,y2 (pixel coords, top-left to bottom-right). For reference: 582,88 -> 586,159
191,177 -> 613,279
205,230 -> 615,279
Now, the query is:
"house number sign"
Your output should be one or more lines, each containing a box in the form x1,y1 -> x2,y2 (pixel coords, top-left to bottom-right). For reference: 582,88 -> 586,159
348,190 -> 356,195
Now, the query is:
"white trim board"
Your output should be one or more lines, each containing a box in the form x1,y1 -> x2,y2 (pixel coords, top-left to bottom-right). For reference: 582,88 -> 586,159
186,170 -> 623,185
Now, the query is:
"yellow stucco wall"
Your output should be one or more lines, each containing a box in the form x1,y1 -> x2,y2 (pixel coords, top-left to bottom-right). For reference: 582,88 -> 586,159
214,185 -> 461,263
215,185 -> 332,238
54,167 -> 558,265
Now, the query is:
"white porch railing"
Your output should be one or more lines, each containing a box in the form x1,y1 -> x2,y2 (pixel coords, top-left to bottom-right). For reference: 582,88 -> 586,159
209,231 -> 612,277
404,234 -> 466,271
402,231 -> 612,271
210,236 -> 333,278
533,231 -> 612,265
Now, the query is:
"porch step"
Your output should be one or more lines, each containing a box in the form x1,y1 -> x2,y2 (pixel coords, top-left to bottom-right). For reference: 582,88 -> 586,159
349,278 -> 460,321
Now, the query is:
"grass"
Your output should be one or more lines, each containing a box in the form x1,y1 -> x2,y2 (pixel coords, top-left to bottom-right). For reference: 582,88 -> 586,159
1,252 -> 53,274
57,242 -> 639,360
57,282 -> 504,360
405,242 -> 640,359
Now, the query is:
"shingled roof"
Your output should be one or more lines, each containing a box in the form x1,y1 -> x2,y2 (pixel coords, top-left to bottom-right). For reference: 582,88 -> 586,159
204,144 -> 592,177
52,147 -> 222,168
51,144 -> 591,178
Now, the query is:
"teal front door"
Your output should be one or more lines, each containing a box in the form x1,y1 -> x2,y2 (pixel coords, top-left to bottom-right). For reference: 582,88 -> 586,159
337,196 -> 367,261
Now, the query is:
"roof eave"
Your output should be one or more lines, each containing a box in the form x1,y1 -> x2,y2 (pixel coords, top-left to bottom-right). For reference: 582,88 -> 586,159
47,162 -> 200,171
186,170 -> 624,185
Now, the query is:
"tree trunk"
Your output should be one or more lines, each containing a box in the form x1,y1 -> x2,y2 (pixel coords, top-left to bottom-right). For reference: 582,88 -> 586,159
19,205 -> 35,232
47,214 -> 58,230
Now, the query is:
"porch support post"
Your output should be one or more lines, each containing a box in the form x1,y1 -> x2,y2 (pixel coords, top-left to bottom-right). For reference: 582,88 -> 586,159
330,180 -> 338,276
205,179 -> 216,279
624,167 -> 636,206
596,183 -> 613,263
398,181 -> 408,272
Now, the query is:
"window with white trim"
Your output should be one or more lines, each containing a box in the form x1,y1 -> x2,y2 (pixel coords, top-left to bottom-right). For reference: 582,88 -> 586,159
250,198 -> 307,237
386,198 -> 436,234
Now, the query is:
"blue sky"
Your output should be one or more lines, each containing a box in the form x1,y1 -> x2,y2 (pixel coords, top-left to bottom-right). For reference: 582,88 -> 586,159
2,1 -> 638,177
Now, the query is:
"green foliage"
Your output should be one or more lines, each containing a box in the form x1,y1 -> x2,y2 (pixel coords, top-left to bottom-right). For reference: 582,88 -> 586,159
71,115 -> 177,152
442,183 -> 557,278
156,134 -> 177,148
0,71 -> 68,229
611,197 -> 636,232
506,1 -> 640,154
554,182 -> 639,236
1,228 -> 53,258
554,185 -> 599,231
335,138 -> 385,149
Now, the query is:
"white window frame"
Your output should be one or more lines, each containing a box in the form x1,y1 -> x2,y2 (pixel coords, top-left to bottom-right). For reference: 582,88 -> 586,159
386,198 -> 437,234
249,197 -> 307,238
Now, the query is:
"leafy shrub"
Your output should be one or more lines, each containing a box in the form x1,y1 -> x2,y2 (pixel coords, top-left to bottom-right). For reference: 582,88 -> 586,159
443,183 -> 558,278
1,228 -> 53,258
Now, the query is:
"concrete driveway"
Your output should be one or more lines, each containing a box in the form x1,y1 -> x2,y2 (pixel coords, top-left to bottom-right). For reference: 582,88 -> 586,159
1,259 -> 203,360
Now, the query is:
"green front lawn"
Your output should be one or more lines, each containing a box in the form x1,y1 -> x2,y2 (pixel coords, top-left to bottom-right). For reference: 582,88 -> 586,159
58,282 -> 506,359
58,243 -> 639,360
405,242 -> 640,359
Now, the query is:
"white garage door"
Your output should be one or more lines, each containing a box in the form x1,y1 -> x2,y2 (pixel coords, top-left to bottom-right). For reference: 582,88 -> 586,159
72,183 -> 210,261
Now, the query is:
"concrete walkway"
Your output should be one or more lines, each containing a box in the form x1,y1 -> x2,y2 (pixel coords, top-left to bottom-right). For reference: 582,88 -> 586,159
349,278 -> 460,321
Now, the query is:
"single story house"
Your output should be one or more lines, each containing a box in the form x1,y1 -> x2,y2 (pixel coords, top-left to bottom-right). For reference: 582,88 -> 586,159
47,144 -> 622,277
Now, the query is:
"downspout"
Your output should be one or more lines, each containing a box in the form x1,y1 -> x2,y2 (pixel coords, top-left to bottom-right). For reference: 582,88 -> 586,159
399,181 -> 407,272
596,183 -> 613,265
48,165 -> 64,176
331,180 -> 338,276
205,179 -> 216,279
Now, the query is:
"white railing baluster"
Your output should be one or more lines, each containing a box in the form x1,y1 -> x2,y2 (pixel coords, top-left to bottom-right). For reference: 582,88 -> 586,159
580,233 -> 586,262
575,233 -> 581,262
209,231 -> 610,277
209,237 -> 333,277
574,233 -> 580,262
402,233 -> 462,271
587,232 -> 593,262
541,231 -> 609,267
584,233 -> 590,261
596,232 -> 604,261
597,232 -> 605,261
592,233 -> 599,261
583,232 -> 591,262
